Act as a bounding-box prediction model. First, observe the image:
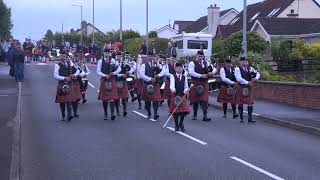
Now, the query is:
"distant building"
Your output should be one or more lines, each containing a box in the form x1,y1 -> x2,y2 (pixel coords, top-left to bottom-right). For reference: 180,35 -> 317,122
76,21 -> 106,37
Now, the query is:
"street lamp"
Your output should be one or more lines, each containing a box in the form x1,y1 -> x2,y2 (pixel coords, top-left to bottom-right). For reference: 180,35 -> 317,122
242,0 -> 247,58
72,4 -> 83,44
146,0 -> 149,55
92,0 -> 95,44
120,0 -> 123,42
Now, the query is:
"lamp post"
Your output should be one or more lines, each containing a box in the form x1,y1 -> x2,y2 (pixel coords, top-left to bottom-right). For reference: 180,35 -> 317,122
242,0 -> 247,58
92,0 -> 95,44
72,4 -> 83,44
120,0 -> 123,42
146,0 -> 149,55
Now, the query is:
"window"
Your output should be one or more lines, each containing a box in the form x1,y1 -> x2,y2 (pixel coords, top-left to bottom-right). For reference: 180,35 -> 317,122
175,40 -> 183,49
291,9 -> 295,14
187,40 -> 208,50
250,12 -> 261,22
230,17 -> 240,25
267,8 -> 280,18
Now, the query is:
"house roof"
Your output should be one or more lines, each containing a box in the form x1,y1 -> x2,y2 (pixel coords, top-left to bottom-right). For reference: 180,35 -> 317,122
180,8 -> 237,33
216,25 -> 242,39
156,25 -> 179,33
252,18 -> 320,35
173,21 -> 194,33
76,22 -> 106,36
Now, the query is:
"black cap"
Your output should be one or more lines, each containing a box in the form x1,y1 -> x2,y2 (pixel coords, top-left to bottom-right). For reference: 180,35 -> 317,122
147,51 -> 155,56
240,57 -> 247,61
60,50 -> 67,55
172,54 -> 177,58
175,63 -> 183,67
197,50 -> 204,56
225,59 -> 232,63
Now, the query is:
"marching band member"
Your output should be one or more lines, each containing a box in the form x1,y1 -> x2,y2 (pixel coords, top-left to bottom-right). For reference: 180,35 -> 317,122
188,50 -> 217,122
163,56 -> 177,108
133,55 -> 146,109
114,52 -> 134,117
54,50 -> 80,122
217,59 -> 238,119
169,62 -> 190,132
97,49 -> 121,121
128,57 -> 137,101
78,60 -> 90,104
140,52 -> 166,119
234,57 -> 260,123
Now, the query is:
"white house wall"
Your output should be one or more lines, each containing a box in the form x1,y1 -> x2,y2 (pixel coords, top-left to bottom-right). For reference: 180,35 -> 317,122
254,25 -> 270,42
277,0 -> 320,18
157,29 -> 178,39
219,11 -> 238,25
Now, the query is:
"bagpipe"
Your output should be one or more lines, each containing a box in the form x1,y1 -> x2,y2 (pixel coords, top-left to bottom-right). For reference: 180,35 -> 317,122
104,57 -> 117,92
59,60 -> 78,95
146,61 -> 164,95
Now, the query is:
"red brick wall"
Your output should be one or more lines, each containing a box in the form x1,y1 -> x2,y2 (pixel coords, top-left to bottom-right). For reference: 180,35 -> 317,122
254,81 -> 320,110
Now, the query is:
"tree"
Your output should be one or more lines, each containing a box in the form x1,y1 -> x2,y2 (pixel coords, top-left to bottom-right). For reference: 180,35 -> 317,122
0,0 -> 13,40
224,32 -> 267,58
148,31 -> 158,38
44,29 -> 54,43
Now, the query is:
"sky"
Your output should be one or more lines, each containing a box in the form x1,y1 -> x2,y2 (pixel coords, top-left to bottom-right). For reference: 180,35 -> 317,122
3,0 -> 318,41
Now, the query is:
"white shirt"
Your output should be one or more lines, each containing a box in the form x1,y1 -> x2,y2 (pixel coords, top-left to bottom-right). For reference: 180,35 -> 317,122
140,62 -> 166,82
170,73 -> 189,94
234,66 -> 261,85
80,65 -> 90,78
188,60 -> 217,78
220,67 -> 235,85
54,61 -> 80,81
96,58 -> 121,77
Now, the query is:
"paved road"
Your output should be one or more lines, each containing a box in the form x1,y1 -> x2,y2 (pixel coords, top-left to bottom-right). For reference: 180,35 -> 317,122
16,64 -> 320,180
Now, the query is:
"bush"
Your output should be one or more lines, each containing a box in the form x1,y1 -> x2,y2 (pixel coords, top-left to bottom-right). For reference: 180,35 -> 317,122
124,38 -> 169,57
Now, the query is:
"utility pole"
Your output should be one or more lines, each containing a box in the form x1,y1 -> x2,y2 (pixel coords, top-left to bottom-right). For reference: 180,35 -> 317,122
242,0 -> 247,58
120,0 -> 123,42
146,0 -> 149,55
72,4 -> 83,44
92,0 -> 95,44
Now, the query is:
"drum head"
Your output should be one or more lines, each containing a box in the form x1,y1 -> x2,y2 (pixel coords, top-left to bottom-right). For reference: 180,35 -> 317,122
126,77 -> 133,82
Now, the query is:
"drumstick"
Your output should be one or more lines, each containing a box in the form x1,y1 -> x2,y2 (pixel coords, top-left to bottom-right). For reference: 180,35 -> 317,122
162,84 -> 194,128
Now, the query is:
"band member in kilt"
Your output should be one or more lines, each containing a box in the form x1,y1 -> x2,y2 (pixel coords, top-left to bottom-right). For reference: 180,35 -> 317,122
97,49 -> 121,121
128,57 -> 137,102
54,50 -> 80,121
78,60 -> 90,104
188,50 -> 217,121
140,52 -> 167,119
163,56 -> 177,108
133,55 -> 146,109
234,57 -> 260,123
169,63 -> 190,131
218,59 -> 239,119
114,53 -> 134,117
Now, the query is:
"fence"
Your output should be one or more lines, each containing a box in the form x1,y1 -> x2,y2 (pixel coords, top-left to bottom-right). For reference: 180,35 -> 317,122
265,59 -> 320,72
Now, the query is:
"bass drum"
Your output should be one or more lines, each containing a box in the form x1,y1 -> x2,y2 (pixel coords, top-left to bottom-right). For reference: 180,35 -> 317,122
208,79 -> 218,93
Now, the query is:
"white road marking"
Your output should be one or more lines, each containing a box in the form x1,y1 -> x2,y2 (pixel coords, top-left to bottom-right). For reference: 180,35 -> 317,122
167,127 -> 208,146
88,82 -> 95,88
132,111 -> 157,121
36,63 -> 48,65
230,157 -> 285,180
0,95 -> 9,97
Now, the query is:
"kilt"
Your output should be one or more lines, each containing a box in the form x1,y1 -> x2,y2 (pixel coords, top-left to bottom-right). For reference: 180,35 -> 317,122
189,79 -> 209,103
26,50 -> 32,57
134,79 -> 144,96
117,80 -> 129,99
169,94 -> 190,114
98,77 -> 119,101
217,85 -> 235,104
80,80 -> 88,94
55,81 -> 80,103
234,86 -> 254,105
142,82 -> 162,102
162,79 -> 172,100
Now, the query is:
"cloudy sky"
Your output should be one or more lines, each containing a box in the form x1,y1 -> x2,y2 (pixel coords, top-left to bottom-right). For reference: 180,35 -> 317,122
3,0 -> 318,41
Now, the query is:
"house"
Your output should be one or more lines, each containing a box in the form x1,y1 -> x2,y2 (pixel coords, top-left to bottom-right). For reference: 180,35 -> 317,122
251,18 -> 320,44
156,6 -> 239,39
217,0 -> 320,39
76,21 -> 106,37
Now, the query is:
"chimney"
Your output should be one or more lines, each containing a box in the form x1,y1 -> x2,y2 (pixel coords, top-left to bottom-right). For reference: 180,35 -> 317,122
207,4 -> 220,36
81,21 -> 87,34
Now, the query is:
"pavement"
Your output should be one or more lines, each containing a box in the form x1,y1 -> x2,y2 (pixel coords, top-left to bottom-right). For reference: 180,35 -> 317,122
1,63 -> 320,180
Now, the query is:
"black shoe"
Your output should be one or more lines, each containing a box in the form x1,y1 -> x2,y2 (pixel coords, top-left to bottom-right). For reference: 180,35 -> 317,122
131,97 -> 137,102
240,119 -> 244,123
68,116 -> 73,122
138,106 -> 142,110
74,114 -> 80,118
104,116 -> 108,120
61,117 -> 65,121
123,111 -> 127,117
111,115 -> 116,121
175,126 -> 180,131
147,112 -> 151,118
180,127 -> 186,132
233,114 -> 239,119
192,116 -> 197,120
82,99 -> 87,104
222,114 -> 227,118
154,115 -> 159,120
203,118 -> 211,122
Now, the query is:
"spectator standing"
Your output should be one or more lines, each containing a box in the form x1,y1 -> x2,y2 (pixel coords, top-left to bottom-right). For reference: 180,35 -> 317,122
13,42 -> 25,82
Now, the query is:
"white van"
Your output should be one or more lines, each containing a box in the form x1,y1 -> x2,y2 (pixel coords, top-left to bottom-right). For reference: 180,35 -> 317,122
170,33 -> 213,59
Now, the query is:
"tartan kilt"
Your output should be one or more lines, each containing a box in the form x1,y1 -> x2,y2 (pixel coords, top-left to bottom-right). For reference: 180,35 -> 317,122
142,82 -> 162,102
217,86 -> 235,104
234,86 -> 254,105
189,79 -> 209,103
117,80 -> 129,99
169,94 -> 190,114
163,79 -> 172,100
26,50 -> 32,57
80,81 -> 88,94
98,77 -> 119,101
134,79 -> 144,96
55,81 -> 80,103
42,51 -> 49,58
